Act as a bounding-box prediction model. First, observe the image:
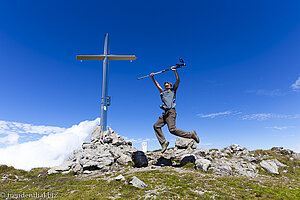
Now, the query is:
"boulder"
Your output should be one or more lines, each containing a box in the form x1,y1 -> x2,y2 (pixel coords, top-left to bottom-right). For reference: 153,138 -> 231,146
260,160 -> 279,174
130,176 -> 147,188
48,160 -> 73,174
195,158 -> 211,172
175,137 -> 197,149
230,144 -> 245,151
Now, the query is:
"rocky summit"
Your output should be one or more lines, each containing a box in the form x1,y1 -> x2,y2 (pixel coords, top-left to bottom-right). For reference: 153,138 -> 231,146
48,126 -> 300,179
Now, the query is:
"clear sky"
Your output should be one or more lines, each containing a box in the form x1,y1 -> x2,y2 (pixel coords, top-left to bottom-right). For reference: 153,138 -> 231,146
0,0 -> 300,169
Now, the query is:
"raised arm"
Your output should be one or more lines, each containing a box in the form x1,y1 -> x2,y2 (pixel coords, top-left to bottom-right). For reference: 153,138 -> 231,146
150,73 -> 163,93
171,66 -> 180,90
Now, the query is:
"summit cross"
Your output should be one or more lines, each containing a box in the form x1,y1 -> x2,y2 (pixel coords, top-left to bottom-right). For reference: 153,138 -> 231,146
77,33 -> 136,131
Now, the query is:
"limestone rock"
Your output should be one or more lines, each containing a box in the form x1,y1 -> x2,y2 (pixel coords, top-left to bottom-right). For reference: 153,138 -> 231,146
230,144 -> 245,151
48,160 -> 73,174
79,147 -> 114,170
195,158 -> 211,172
175,137 -> 197,149
90,126 -> 105,143
242,155 -> 257,162
194,148 -> 209,159
272,159 -> 287,169
114,174 -> 125,181
212,163 -> 232,176
227,158 -> 258,177
225,144 -> 249,157
260,160 -> 279,174
172,148 -> 194,161
117,154 -> 132,165
130,176 -> 147,188
211,150 -> 226,158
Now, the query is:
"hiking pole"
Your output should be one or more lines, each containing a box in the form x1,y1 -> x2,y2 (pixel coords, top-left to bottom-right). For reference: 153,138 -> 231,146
137,58 -> 186,80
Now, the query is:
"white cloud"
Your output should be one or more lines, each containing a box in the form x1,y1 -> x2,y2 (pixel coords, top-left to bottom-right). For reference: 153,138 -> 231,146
291,77 -> 300,91
197,111 -> 300,121
0,120 -> 66,135
242,113 -> 300,121
0,118 -> 99,171
197,111 -> 232,118
242,113 -> 274,121
265,126 -> 289,130
246,89 -> 284,96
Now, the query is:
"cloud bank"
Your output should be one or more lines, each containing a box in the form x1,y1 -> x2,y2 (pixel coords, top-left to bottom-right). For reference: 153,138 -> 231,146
0,118 -> 99,171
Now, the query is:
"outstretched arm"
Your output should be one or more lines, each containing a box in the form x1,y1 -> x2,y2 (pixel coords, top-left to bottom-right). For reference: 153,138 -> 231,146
151,73 -> 163,93
171,66 -> 180,90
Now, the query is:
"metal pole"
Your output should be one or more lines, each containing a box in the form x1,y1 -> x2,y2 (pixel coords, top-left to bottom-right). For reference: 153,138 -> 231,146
100,33 -> 110,131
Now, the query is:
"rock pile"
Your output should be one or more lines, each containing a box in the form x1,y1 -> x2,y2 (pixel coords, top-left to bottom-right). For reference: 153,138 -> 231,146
48,127 -> 137,174
48,127 -> 299,179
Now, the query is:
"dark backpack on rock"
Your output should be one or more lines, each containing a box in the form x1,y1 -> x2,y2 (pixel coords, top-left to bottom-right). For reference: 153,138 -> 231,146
132,151 -> 148,168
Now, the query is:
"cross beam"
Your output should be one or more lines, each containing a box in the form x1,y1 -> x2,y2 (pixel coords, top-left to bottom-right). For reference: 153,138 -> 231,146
76,33 -> 136,131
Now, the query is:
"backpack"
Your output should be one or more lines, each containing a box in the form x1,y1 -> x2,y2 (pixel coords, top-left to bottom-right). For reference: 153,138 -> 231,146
132,151 -> 148,168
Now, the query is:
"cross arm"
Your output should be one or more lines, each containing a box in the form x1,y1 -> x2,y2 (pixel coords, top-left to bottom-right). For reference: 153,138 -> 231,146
76,55 -> 136,60
107,55 -> 136,60
77,55 -> 106,60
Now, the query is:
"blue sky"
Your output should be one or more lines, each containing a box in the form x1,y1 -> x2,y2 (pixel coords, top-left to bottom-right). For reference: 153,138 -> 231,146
1,0 -> 300,169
